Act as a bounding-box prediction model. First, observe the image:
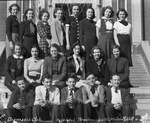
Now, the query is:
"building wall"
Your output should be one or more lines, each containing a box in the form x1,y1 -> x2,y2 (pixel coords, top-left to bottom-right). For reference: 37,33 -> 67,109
143,0 -> 150,41
0,1 -> 7,41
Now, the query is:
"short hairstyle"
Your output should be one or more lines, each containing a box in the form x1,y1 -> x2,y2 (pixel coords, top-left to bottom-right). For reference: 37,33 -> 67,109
13,42 -> 23,52
9,3 -> 20,13
53,7 -> 63,18
50,43 -> 60,52
15,76 -> 25,84
111,74 -> 120,79
67,73 -> 77,81
86,7 -> 96,19
91,45 -> 103,58
41,74 -> 52,82
86,72 -> 94,78
70,4 -> 80,14
38,9 -> 50,20
112,45 -> 121,52
101,6 -> 114,18
24,8 -> 34,19
116,8 -> 128,19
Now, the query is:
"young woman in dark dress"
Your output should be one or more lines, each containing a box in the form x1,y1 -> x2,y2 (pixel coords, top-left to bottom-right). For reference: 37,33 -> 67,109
113,9 -> 133,66
19,8 -> 38,58
65,5 -> 80,54
79,7 -> 98,60
86,46 -> 107,86
5,43 -> 24,92
6,3 -> 20,58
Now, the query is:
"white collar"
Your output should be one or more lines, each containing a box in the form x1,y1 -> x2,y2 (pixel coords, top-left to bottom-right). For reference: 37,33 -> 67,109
73,54 -> 80,59
102,16 -> 112,20
13,54 -> 23,59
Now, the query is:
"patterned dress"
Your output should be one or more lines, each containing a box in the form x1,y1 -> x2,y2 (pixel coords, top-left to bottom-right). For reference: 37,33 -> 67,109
37,21 -> 52,58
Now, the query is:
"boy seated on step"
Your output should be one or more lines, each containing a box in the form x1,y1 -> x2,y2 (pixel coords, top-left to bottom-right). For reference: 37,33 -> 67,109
60,74 -> 83,121
105,74 -> 130,121
82,73 -> 105,120
7,76 -> 34,122
32,74 -> 60,122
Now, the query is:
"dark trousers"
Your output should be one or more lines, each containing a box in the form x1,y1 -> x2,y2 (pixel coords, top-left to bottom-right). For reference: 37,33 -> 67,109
60,103 -> 83,120
84,103 -> 105,120
106,103 -> 130,119
33,105 -> 58,121
7,107 -> 32,120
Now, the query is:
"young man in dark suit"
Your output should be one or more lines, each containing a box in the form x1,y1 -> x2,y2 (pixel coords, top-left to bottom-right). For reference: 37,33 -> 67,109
60,74 -> 83,121
106,74 -> 130,122
7,76 -> 34,122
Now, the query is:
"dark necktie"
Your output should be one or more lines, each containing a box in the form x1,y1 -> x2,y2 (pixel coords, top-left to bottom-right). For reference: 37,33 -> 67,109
119,20 -> 128,26
30,22 -> 35,34
17,59 -> 22,70
76,57 -> 80,65
68,89 -> 73,108
19,91 -> 26,106
115,88 -> 118,93
115,59 -> 119,73
76,58 -> 82,75
90,86 -> 95,94
45,88 -> 49,100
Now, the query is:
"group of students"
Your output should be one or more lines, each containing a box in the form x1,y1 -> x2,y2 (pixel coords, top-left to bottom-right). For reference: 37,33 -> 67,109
4,3 -> 133,123
7,73 -> 131,123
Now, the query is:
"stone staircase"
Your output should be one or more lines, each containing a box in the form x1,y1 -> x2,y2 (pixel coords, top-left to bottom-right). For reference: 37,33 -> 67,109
130,54 -> 150,118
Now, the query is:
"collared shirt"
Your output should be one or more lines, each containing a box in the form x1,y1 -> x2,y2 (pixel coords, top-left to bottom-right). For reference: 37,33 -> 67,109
73,54 -> 83,73
34,85 -> 60,105
111,87 -> 122,104
82,83 -> 105,103
96,17 -> 113,30
13,54 -> 24,59
113,20 -> 131,34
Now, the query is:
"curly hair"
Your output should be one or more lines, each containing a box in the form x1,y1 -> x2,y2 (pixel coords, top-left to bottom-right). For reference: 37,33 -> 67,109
86,7 -> 96,19
24,8 -> 34,20
9,3 -> 20,13
112,45 -> 121,51
41,74 -> 52,82
101,6 -> 114,18
116,8 -> 128,19
91,45 -> 103,58
38,9 -> 50,20
13,42 -> 23,55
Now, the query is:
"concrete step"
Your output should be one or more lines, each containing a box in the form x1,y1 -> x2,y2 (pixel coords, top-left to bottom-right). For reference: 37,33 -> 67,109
131,83 -> 150,87
136,99 -> 150,104
130,69 -> 147,71
130,87 -> 150,94
136,104 -> 150,109
135,94 -> 150,99
135,109 -> 150,116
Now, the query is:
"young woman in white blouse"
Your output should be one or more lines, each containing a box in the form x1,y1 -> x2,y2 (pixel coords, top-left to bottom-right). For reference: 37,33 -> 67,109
24,45 -> 44,89
113,9 -> 133,66
96,6 -> 115,60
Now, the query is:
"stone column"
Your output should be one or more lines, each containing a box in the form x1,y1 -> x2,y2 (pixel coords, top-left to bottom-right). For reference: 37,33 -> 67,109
131,0 -> 143,45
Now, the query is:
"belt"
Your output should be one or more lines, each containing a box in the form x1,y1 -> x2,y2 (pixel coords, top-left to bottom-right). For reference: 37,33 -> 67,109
106,31 -> 113,33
